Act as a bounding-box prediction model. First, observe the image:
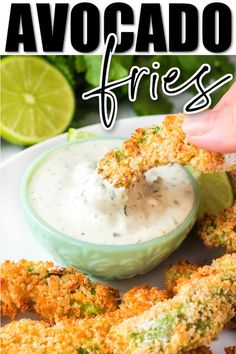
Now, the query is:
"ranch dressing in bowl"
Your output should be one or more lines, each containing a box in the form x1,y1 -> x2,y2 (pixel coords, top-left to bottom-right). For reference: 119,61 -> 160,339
28,139 -> 195,245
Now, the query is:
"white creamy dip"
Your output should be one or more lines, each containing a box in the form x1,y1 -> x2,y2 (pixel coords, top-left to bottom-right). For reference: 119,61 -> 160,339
28,139 -> 195,245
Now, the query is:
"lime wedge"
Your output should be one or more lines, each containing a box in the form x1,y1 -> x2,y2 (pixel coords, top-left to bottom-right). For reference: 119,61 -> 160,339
1,56 -> 75,145
188,167 -> 233,219
67,128 -> 96,142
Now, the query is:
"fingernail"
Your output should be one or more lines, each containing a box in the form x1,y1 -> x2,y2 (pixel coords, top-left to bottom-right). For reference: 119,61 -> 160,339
183,112 -> 213,136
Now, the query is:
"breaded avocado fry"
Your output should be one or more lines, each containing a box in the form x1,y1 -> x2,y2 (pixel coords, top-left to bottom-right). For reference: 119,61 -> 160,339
164,261 -> 199,295
164,259 -> 236,329
98,114 -> 235,188
109,254 -> 236,354
0,260 -> 120,323
0,284 -> 214,354
0,285 -> 168,354
198,201 -> 236,252
1,257 -> 234,353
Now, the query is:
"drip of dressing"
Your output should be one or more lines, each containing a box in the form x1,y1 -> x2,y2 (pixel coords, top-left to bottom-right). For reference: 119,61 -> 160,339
28,139 -> 195,245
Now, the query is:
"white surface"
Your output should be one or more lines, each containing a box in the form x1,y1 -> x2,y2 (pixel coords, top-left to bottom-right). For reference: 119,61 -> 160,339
1,0 -> 236,55
1,116 -> 235,351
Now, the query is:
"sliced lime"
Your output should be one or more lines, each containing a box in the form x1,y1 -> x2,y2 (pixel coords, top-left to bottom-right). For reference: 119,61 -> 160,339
67,128 -> 96,142
1,56 -> 75,145
188,167 -> 233,219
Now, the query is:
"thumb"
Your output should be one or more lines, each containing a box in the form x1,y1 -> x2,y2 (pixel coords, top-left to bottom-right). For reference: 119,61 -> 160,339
183,103 -> 236,153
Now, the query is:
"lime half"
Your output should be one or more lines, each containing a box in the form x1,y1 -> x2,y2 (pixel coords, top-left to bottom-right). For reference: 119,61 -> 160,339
188,167 -> 233,219
1,56 -> 75,145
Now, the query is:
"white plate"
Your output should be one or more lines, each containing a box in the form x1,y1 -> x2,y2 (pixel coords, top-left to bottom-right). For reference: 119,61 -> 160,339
1,116 -> 235,351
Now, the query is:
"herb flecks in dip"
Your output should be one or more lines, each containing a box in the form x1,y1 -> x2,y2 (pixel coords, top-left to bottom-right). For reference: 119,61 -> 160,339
28,139 -> 195,245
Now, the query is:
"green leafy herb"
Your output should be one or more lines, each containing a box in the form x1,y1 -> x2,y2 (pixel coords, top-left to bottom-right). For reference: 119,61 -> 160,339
29,55 -> 236,126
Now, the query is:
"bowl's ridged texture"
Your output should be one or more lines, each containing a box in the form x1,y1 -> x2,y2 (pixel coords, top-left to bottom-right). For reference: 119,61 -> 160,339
24,214 -> 196,279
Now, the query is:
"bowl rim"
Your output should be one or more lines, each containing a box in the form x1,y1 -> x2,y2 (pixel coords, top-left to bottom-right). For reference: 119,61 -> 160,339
20,135 -> 200,251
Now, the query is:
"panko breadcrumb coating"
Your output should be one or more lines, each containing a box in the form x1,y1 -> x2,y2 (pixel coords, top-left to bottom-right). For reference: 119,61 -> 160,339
164,261 -> 199,295
0,284 -> 216,354
0,285 -> 168,354
0,259 -> 119,323
109,254 -> 236,354
198,201 -> 236,252
1,256 -> 235,353
164,259 -> 236,329
98,114 -> 236,188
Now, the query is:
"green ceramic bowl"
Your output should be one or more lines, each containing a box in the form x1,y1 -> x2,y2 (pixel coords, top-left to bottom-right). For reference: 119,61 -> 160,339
21,137 -> 200,280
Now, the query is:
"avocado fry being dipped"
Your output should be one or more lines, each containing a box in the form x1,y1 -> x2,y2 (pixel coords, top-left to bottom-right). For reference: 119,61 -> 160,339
98,114 -> 236,188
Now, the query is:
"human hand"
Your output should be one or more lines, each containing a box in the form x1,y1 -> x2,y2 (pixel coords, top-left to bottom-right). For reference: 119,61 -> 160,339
183,83 -> 236,153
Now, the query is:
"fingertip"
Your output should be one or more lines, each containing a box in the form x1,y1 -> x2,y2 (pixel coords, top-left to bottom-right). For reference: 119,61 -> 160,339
182,112 -> 212,136
186,134 -> 236,153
